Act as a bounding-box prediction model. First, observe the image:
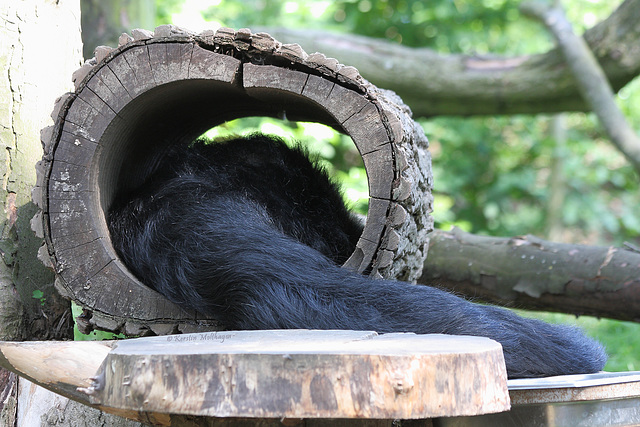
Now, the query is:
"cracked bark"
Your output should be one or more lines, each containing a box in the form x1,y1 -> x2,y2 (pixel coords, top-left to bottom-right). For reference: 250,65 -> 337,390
420,228 -> 640,322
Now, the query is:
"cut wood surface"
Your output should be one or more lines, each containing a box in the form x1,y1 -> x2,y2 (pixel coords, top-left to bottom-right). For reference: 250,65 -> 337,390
0,340 -> 112,402
35,26 -> 433,335
2,331 -> 639,425
0,330 -> 510,421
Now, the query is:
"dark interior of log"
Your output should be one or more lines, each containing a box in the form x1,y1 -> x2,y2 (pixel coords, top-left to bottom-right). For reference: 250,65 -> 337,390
99,80 -> 343,211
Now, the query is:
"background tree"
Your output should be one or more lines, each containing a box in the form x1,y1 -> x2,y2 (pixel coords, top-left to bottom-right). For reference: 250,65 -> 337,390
80,0 -> 156,60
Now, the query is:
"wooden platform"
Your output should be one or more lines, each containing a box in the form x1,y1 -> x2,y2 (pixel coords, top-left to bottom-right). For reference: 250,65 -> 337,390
2,330 -> 639,426
0,330 -> 509,423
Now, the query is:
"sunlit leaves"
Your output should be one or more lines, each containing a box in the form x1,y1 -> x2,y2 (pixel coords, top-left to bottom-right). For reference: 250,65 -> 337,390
427,112 -> 639,244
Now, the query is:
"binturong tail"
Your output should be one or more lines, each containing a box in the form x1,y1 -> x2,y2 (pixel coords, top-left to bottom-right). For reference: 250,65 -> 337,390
110,185 -> 608,379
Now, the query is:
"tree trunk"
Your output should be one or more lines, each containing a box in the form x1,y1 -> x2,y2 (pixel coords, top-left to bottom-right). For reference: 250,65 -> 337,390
260,0 -> 640,117
0,1 -> 145,425
0,0 -> 83,344
420,228 -> 640,322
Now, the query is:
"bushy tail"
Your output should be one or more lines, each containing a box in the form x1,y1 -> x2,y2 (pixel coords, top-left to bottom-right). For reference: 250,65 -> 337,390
223,234 -> 608,378
110,191 -> 607,379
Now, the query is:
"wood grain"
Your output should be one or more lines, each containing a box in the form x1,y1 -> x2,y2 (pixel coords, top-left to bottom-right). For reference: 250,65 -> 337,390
0,331 -> 511,420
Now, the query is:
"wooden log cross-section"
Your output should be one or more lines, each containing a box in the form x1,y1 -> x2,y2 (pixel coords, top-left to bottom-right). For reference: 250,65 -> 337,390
32,26 -> 433,335
3,331 -> 639,425
0,330 -> 510,424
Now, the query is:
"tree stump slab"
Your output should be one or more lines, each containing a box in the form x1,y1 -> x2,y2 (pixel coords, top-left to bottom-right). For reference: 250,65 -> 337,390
0,331 -> 510,422
34,27 -> 433,335
3,332 -> 639,426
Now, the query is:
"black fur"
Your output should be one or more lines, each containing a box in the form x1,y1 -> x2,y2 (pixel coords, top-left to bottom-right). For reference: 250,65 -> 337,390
108,134 -> 607,379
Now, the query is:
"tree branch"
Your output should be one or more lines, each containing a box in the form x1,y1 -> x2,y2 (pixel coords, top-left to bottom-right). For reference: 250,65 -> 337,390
522,0 -> 640,175
260,0 -> 640,117
419,228 -> 640,322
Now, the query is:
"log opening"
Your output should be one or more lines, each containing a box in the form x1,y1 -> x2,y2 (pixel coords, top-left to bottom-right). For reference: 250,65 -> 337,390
35,27 -> 433,334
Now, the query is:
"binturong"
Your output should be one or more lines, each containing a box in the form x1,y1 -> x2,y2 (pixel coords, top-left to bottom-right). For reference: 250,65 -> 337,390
108,134 -> 607,379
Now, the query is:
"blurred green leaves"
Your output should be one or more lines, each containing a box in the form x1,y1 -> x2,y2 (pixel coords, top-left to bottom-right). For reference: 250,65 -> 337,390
426,110 -> 639,244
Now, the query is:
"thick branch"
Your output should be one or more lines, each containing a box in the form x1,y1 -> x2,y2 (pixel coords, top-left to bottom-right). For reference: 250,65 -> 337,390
522,0 -> 640,175
261,0 -> 640,117
419,228 -> 640,322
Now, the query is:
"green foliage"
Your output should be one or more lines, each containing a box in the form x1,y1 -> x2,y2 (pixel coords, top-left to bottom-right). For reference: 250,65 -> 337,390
331,0 -> 547,54
201,1 -> 334,30
71,302 -> 126,341
31,290 -> 45,306
161,0 -> 619,54
155,0 -> 185,26
426,112 -> 640,244
331,0 -> 620,53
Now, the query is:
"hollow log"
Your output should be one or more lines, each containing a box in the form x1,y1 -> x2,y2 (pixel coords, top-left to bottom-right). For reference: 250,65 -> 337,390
33,26 -> 433,335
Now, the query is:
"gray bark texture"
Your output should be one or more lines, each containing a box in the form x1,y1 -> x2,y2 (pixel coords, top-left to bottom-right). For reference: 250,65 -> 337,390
0,0 -> 82,343
420,229 -> 640,322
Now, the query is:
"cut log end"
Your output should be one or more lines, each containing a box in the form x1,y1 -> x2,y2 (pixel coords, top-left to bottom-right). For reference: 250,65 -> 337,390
36,28 -> 432,334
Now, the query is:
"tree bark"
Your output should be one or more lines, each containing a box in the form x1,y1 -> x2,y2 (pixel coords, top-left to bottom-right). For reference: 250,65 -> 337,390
260,0 -> 640,117
545,114 -> 567,242
522,0 -> 640,175
0,0 -> 82,344
0,1 -> 146,426
420,228 -> 640,322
